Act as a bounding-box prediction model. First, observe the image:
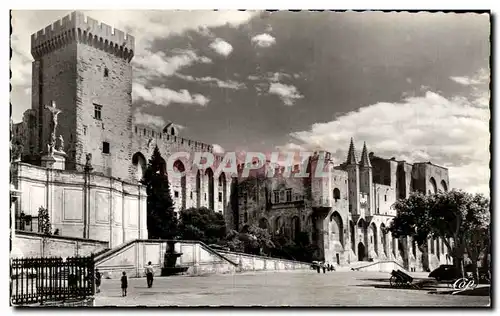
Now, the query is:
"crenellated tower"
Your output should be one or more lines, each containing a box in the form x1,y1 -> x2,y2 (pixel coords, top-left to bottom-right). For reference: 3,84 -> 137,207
359,142 -> 374,216
30,11 -> 135,179
345,138 -> 360,216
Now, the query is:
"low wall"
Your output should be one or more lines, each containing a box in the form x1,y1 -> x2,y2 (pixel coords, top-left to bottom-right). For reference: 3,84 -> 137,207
95,239 -> 239,278
217,250 -> 312,272
95,239 -> 312,278
352,260 -> 408,273
12,231 -> 109,258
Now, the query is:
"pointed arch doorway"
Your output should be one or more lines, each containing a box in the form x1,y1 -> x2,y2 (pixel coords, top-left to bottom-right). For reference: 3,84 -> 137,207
358,242 -> 366,261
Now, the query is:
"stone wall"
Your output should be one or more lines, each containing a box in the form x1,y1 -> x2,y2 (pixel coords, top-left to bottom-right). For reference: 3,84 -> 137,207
11,162 -> 147,247
95,240 -> 238,278
217,250 -> 311,271
11,230 -> 108,258
95,239 -> 312,279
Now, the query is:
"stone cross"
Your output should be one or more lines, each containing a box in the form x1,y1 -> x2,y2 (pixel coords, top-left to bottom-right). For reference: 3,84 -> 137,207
44,101 -> 61,147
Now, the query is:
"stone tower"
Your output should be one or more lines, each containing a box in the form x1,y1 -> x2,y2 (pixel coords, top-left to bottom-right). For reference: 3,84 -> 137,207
359,142 -> 374,216
31,11 -> 135,179
345,138 -> 360,216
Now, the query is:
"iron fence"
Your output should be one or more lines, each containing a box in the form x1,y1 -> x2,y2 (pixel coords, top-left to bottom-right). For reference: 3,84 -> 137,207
15,214 -> 40,232
10,255 -> 95,305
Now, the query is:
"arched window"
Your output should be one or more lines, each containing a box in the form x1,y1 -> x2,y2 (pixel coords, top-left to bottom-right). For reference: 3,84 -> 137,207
291,216 -> 300,240
329,212 -> 344,247
205,168 -> 214,211
430,177 -> 437,194
275,216 -> 283,234
441,180 -> 448,192
173,160 -> 186,210
333,188 -> 340,201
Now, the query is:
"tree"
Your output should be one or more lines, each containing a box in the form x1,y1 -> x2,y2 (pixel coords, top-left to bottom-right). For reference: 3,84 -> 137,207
223,225 -> 275,255
142,146 -> 178,239
389,190 -> 490,280
178,207 -> 227,245
38,206 -> 51,235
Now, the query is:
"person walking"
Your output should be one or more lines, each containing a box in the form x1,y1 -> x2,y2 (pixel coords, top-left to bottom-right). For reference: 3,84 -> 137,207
121,272 -> 128,297
322,262 -> 326,274
95,269 -> 102,293
145,261 -> 154,288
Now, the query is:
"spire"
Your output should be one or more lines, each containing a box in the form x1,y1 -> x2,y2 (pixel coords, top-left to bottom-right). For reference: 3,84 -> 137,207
346,138 -> 358,165
359,142 -> 372,168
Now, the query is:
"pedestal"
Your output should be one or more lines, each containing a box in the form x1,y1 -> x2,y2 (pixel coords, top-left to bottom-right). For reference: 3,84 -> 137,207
41,150 -> 66,170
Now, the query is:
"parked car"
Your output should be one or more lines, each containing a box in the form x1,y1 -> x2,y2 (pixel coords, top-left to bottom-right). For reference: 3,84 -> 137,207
429,264 -> 490,283
429,265 -> 458,281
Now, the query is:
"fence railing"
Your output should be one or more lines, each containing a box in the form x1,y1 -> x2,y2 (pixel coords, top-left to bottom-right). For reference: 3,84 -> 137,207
10,255 -> 95,305
15,215 -> 40,232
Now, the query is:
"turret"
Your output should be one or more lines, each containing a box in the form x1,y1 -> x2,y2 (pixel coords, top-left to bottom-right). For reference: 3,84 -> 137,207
345,138 -> 360,215
359,142 -> 374,215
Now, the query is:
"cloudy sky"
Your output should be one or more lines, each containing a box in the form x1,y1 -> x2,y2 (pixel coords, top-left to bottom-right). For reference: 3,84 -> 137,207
11,10 -> 490,194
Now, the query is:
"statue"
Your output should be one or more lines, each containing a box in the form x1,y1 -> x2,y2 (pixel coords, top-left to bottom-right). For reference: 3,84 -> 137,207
11,141 -> 23,162
84,153 -> 93,172
56,135 -> 64,152
44,101 -> 61,148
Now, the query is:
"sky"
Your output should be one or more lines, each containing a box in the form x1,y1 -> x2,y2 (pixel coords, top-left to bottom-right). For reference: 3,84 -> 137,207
10,10 -> 490,195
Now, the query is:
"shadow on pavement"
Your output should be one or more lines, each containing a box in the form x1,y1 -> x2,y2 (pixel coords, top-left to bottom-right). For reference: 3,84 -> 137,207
429,286 -> 490,297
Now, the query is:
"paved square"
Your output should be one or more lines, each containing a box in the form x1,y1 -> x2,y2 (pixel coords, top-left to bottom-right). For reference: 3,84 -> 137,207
94,270 -> 490,307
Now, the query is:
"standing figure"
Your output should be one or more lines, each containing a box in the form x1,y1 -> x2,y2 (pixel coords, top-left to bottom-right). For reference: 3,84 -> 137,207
95,269 -> 102,293
44,101 -> 61,150
322,262 -> 326,274
121,272 -> 128,297
145,261 -> 154,288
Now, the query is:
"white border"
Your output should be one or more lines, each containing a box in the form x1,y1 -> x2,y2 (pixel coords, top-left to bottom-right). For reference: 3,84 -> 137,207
2,1 -> 497,315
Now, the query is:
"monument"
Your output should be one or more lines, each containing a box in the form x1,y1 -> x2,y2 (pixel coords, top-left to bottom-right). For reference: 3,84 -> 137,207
161,240 -> 189,276
41,101 -> 67,170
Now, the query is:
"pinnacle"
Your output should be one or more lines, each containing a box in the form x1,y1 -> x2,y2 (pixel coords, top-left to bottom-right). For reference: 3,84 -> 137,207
359,142 -> 372,168
346,138 -> 358,165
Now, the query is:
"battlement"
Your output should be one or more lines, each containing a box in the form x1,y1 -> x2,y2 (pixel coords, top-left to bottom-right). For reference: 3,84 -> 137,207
31,11 -> 135,61
133,125 -> 224,162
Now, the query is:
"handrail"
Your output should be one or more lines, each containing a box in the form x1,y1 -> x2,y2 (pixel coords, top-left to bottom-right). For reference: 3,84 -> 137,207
351,260 -> 408,272
94,239 -> 239,266
216,249 -> 312,266
15,230 -> 109,245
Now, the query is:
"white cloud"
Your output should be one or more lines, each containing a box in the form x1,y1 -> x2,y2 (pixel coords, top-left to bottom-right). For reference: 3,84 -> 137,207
209,38 -> 233,57
284,88 -> 490,195
450,76 -> 482,86
11,10 -> 257,118
251,33 -> 276,48
133,83 -> 209,107
175,73 -> 246,90
275,142 -> 307,152
450,68 -> 489,86
133,50 -> 211,80
268,82 -> 304,106
212,144 -> 225,154
133,109 -> 166,130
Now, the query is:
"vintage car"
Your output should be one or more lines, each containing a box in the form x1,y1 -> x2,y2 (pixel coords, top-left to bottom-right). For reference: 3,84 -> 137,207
429,264 -> 490,283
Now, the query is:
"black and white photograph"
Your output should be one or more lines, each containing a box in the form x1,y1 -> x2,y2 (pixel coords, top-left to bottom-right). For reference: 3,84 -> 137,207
8,7 -> 491,308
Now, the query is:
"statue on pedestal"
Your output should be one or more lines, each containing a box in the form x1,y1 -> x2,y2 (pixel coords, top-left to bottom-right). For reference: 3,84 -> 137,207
84,153 -> 93,172
56,135 -> 64,152
44,101 -> 61,154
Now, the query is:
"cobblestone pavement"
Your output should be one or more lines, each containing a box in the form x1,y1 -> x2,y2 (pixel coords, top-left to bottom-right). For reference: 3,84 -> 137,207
94,270 -> 490,307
